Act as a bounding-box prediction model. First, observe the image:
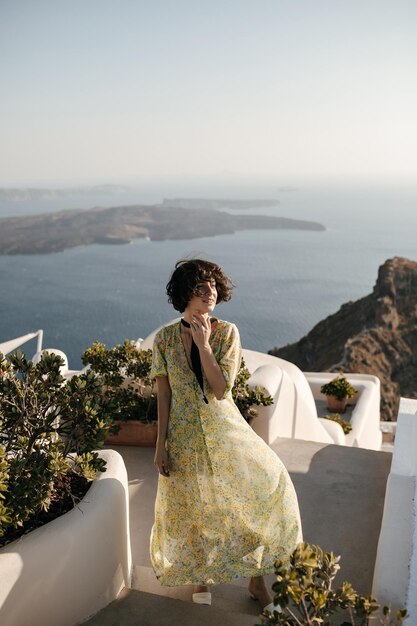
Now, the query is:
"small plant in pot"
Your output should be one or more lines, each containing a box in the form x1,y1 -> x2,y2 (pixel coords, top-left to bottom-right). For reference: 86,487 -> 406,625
320,375 -> 357,413
82,340 -> 157,447
233,358 -> 273,422
323,413 -> 352,435
0,350 -> 113,546
82,341 -> 273,446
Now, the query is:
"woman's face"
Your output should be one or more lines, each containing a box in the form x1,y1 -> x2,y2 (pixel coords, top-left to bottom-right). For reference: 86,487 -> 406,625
186,279 -> 218,314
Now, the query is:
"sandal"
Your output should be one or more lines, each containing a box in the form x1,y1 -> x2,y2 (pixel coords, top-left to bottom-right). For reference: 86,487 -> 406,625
250,592 -> 281,614
192,592 -> 212,605
263,601 -> 281,614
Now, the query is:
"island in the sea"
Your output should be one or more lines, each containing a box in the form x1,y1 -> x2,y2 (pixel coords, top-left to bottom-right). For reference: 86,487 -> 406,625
0,184 -> 130,203
162,198 -> 280,210
0,204 -> 325,255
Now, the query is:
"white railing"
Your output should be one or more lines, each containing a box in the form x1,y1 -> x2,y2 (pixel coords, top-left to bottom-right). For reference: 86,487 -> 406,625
0,329 -> 43,355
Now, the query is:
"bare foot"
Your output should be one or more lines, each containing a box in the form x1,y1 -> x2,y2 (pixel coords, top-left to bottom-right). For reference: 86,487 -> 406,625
248,576 -> 272,609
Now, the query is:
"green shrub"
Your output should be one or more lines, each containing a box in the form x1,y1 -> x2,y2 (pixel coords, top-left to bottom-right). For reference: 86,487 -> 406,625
233,358 -> 274,421
257,542 -> 407,626
82,341 -> 273,424
0,350 -> 113,545
323,413 -> 353,435
82,340 -> 157,423
320,375 -> 357,401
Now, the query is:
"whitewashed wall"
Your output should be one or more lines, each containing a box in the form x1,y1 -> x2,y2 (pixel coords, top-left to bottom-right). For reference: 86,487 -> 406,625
0,450 -> 132,626
372,398 -> 417,624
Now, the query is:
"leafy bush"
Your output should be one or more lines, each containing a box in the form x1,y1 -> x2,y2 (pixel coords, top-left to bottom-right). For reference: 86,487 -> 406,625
320,376 -> 357,401
233,358 -> 274,421
257,542 -> 407,626
82,340 -> 157,423
323,413 -> 353,435
82,341 -> 273,424
0,350 -> 113,545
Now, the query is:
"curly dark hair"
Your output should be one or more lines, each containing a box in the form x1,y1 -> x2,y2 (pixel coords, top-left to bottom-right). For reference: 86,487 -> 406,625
166,259 -> 234,312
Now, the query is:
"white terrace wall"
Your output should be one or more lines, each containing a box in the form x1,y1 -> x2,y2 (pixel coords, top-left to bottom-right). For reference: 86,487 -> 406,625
305,372 -> 382,450
372,398 -> 417,624
0,449 -> 132,626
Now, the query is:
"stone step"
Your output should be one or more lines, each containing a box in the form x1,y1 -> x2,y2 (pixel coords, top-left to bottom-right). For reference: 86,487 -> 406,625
82,588 -> 260,626
130,564 -> 274,616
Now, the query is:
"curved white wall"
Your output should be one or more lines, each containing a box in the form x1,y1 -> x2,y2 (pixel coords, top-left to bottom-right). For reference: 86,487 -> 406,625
372,398 -> 417,624
243,349 -> 338,445
141,324 -> 380,449
305,372 -> 381,450
0,449 -> 132,626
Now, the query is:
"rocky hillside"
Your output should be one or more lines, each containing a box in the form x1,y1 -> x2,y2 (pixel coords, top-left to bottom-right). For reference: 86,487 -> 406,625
269,257 -> 417,421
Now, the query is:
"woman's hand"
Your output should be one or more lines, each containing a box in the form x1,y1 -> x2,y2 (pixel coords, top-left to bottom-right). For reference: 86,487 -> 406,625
154,444 -> 170,477
190,312 -> 211,349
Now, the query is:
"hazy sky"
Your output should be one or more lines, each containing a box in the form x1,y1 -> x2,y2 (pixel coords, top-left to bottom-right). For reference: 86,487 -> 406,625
1,0 -> 416,187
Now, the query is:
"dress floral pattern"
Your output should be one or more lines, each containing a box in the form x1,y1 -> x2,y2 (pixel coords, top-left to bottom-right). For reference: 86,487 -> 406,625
149,318 -> 302,586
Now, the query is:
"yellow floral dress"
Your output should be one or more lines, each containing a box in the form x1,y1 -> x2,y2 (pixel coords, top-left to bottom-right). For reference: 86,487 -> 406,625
149,318 -> 302,586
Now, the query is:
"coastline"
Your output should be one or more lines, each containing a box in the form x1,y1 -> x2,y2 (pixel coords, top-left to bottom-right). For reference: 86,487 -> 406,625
0,204 -> 325,255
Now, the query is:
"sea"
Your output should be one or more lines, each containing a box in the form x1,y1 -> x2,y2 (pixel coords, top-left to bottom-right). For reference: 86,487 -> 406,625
0,183 -> 416,369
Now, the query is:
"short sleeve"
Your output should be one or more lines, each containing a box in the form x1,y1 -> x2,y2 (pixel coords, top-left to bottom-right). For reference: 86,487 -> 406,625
149,329 -> 167,379
218,323 -> 242,399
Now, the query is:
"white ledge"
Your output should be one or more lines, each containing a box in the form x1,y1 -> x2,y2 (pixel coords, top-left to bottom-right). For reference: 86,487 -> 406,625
0,449 -> 132,626
372,398 -> 417,624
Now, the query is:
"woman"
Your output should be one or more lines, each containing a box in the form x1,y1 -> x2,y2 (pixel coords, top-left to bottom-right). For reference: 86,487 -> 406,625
150,259 -> 302,612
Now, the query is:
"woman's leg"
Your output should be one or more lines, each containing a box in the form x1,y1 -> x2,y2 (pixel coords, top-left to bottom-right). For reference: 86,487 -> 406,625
192,583 -> 211,605
248,575 -> 272,609
193,584 -> 209,593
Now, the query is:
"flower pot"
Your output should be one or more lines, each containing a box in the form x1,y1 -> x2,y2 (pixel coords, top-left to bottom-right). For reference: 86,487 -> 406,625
105,420 -> 158,447
0,450 -> 131,626
326,395 -> 348,413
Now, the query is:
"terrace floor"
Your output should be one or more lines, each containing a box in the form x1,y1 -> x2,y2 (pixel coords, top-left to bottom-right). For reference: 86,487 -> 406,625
84,438 -> 392,626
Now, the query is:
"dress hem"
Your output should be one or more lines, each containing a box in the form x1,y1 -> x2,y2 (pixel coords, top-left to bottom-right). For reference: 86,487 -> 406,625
154,561 -> 282,587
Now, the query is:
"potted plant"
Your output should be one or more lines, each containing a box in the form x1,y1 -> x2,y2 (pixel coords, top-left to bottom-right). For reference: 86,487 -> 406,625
233,358 -> 274,422
82,340 -> 157,447
82,341 -> 273,446
257,542 -> 407,626
322,413 -> 353,435
0,350 -> 132,626
320,375 -> 357,413
0,349 -> 113,546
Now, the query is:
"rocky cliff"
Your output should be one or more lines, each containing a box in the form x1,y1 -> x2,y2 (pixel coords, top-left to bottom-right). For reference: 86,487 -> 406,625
269,257 -> 417,421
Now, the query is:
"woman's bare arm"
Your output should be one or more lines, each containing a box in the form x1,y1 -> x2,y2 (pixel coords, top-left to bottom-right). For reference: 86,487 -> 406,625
154,375 -> 171,476
198,344 -> 226,400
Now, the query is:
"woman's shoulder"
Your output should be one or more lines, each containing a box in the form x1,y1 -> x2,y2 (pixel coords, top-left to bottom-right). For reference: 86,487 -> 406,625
213,318 -> 239,338
214,317 -> 233,328
153,319 -> 179,342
